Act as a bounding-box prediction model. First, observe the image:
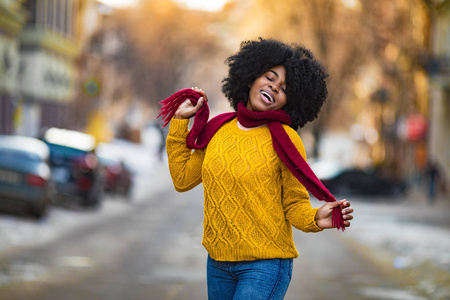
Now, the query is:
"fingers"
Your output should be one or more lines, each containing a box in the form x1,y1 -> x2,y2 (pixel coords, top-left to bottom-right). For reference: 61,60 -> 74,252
192,87 -> 203,95
192,97 -> 204,113
340,209 -> 353,227
339,200 -> 353,214
337,199 -> 350,206
174,97 -> 204,119
181,96 -> 203,109
339,199 -> 353,227
191,87 -> 208,102
329,199 -> 346,208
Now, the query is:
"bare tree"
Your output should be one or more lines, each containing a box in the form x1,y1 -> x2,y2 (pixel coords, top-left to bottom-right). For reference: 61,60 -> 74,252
116,0 -> 221,106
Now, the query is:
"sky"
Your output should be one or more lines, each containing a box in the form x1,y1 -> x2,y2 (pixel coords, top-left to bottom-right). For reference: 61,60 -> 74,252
173,0 -> 229,11
97,0 -> 138,8
97,0 -> 229,11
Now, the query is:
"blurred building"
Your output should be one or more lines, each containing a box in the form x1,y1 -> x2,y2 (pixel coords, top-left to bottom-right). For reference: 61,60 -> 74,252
428,0 -> 450,194
0,0 -> 26,135
0,0 -> 105,137
0,0 -> 148,144
17,0 -> 80,137
74,3 -> 145,144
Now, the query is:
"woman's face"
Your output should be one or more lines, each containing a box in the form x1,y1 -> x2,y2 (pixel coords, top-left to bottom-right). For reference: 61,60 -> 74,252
247,65 -> 287,112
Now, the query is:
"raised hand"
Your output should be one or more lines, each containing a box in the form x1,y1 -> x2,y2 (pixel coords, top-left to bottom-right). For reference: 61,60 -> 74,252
173,87 -> 207,119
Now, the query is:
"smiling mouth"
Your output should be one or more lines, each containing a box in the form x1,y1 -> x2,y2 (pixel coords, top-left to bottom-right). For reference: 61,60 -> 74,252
261,91 -> 274,103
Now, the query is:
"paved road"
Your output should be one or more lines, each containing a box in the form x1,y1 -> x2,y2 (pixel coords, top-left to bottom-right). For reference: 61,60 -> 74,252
0,164 -> 444,300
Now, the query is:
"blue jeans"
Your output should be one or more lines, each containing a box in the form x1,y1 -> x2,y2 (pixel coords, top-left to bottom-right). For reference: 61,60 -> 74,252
207,255 -> 293,300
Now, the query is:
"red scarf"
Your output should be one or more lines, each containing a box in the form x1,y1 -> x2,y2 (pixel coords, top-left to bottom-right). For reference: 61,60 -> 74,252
158,89 -> 345,231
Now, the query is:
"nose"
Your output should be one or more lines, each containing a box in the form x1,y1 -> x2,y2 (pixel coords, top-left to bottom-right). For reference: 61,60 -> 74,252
269,83 -> 279,93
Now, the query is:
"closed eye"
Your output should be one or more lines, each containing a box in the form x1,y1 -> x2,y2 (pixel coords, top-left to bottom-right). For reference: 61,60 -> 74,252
265,70 -> 286,93
266,76 -> 286,93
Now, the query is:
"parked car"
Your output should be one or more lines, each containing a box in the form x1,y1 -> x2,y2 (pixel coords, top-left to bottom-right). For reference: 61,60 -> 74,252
42,128 -> 104,208
310,159 -> 406,196
96,142 -> 133,196
0,135 -> 54,218
322,168 -> 406,196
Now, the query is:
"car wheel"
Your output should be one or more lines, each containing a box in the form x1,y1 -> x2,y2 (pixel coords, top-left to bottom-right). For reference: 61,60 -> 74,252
84,190 -> 103,209
390,185 -> 406,197
29,202 -> 48,219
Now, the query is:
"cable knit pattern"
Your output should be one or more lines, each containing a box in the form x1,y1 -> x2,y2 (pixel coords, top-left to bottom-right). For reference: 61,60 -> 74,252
167,118 -> 322,262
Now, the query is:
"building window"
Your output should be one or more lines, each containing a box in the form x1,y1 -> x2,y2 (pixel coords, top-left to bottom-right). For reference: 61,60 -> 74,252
24,0 -> 74,36
25,0 -> 37,24
67,0 -> 74,36
46,0 -> 54,29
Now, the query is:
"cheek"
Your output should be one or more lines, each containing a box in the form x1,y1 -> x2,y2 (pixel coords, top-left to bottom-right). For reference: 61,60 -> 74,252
249,84 -> 258,97
280,96 -> 288,107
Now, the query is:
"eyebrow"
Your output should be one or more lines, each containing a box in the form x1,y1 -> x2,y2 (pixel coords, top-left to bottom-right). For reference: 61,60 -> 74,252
268,70 -> 286,87
269,70 -> 279,77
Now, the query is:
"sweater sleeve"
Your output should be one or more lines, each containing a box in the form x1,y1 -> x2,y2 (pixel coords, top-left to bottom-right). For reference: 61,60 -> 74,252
280,126 -> 323,233
166,118 -> 205,192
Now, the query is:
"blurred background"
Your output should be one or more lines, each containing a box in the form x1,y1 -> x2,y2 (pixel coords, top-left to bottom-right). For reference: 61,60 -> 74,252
0,0 -> 449,299
1,0 -> 448,194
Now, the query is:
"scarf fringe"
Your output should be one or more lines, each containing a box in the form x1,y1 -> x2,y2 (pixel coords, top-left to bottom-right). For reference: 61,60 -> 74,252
156,89 -> 200,127
333,206 -> 345,231
157,89 -> 345,231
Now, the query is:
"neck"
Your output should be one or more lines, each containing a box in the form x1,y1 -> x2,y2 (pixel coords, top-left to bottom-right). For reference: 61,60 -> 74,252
237,120 -> 266,131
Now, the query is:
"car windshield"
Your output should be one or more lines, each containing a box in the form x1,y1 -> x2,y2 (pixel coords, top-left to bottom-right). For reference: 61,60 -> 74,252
47,143 -> 89,161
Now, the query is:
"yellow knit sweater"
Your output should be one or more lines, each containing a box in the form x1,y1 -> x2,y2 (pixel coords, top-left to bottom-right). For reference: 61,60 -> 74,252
166,117 -> 323,261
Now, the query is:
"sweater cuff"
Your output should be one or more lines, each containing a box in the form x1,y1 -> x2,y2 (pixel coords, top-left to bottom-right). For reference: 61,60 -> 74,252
169,118 -> 190,137
311,207 -> 324,232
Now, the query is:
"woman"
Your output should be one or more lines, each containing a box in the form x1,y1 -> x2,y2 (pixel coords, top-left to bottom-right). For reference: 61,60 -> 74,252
161,38 -> 354,299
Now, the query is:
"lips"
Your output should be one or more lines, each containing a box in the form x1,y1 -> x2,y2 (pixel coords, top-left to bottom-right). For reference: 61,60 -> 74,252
260,90 -> 274,104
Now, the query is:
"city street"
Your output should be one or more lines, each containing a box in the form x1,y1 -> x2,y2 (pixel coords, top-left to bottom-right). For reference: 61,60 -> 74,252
0,162 -> 449,300
1,1 -> 449,300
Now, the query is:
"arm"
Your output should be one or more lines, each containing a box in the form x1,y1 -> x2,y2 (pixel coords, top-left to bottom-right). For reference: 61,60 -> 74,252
280,126 -> 354,231
166,119 -> 204,192
281,174 -> 323,232
166,89 -> 207,192
281,128 -> 323,232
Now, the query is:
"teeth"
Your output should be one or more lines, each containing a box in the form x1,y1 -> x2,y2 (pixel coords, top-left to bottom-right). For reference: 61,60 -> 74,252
261,91 -> 273,103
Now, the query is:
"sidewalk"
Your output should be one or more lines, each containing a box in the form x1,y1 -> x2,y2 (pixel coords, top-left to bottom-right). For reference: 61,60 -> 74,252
337,187 -> 450,299
391,186 -> 449,228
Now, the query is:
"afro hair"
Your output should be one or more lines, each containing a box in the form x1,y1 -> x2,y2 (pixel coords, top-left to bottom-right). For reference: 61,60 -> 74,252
221,38 -> 329,129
